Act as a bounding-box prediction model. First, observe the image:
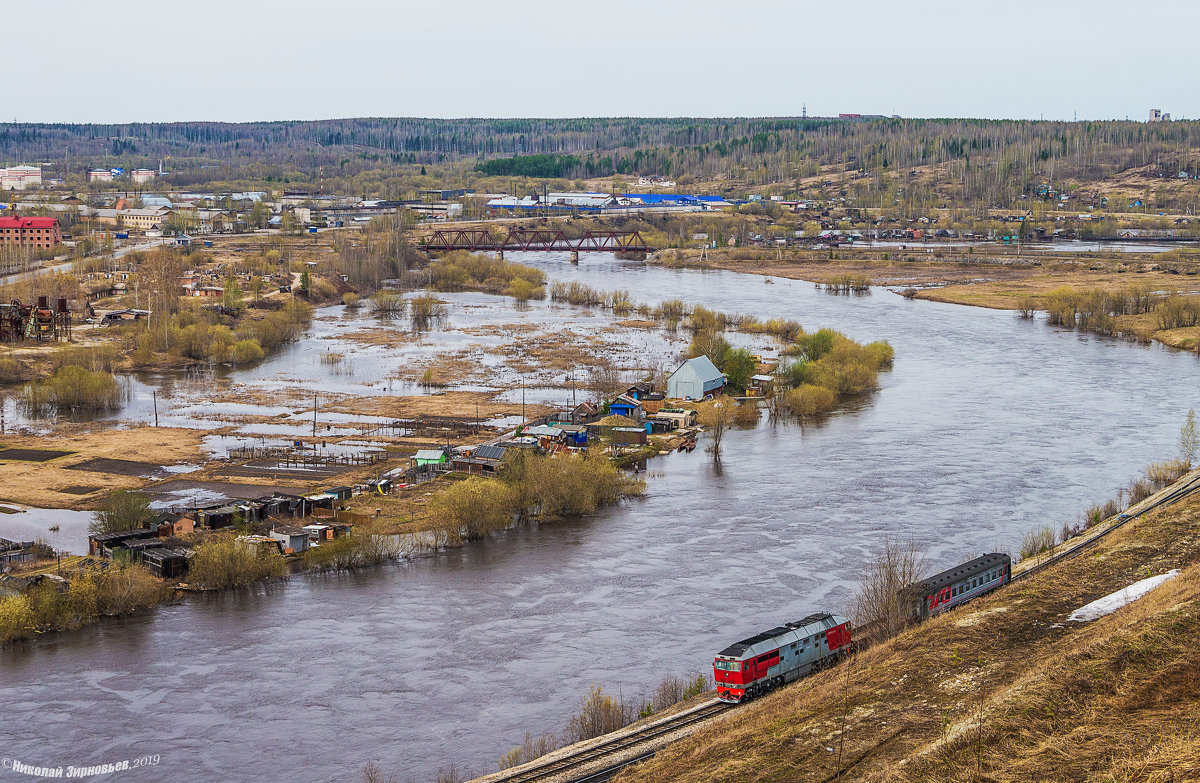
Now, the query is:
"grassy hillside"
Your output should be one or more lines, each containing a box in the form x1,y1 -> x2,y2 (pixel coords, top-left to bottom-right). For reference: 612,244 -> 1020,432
617,496 -> 1200,782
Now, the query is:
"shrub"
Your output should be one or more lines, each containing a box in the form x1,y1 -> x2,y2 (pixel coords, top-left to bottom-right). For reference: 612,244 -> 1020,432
23,365 -> 121,414
784,384 -> 837,416
230,339 -> 265,365
342,292 -> 361,308
187,535 -> 288,590
0,594 -> 35,644
427,477 -> 519,543
1019,526 -> 1058,561
369,290 -> 406,316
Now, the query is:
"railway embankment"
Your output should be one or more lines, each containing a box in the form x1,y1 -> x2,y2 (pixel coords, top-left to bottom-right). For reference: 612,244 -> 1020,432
613,474 -> 1200,782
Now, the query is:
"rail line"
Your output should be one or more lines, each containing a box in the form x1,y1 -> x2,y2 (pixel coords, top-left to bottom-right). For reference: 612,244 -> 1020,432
487,700 -> 730,783
1012,466 -> 1200,582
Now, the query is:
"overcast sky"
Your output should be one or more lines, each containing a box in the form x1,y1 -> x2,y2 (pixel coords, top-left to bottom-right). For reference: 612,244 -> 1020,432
5,0 -> 1197,124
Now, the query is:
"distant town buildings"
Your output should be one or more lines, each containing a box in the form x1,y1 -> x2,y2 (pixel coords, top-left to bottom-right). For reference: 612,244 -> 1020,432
87,169 -> 115,183
1,165 -> 43,191
131,169 -> 157,184
1149,108 -> 1172,122
0,216 -> 62,249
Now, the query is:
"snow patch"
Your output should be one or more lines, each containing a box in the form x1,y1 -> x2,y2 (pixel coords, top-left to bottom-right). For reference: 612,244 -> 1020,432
1067,570 -> 1181,622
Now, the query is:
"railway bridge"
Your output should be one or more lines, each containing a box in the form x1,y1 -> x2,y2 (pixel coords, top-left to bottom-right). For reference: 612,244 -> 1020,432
421,228 -> 652,262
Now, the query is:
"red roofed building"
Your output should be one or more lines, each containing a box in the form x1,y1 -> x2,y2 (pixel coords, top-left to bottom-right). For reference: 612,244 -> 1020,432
0,216 -> 62,249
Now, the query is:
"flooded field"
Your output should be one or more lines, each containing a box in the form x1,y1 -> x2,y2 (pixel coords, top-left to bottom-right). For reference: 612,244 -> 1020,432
1,252 -> 1198,782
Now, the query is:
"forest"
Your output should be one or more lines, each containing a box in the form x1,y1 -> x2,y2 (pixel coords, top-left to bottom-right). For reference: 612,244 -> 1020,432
6,117 -> 1200,211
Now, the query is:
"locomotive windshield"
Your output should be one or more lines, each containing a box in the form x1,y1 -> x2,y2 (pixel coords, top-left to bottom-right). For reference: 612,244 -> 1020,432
714,660 -> 743,671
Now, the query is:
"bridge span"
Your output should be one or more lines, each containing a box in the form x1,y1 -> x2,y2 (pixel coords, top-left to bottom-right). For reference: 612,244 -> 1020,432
421,228 -> 651,260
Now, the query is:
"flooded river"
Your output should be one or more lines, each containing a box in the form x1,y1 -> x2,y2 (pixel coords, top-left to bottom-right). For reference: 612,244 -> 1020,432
2,253 -> 1198,782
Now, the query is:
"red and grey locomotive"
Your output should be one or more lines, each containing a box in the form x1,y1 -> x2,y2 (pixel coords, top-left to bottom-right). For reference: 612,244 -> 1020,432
713,612 -> 852,703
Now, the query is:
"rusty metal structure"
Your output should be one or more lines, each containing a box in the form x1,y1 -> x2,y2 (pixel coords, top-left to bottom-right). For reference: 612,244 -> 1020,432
0,296 -> 71,343
422,228 -> 651,256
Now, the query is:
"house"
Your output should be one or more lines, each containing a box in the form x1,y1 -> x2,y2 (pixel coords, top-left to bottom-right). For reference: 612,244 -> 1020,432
552,401 -> 600,426
269,525 -> 310,555
656,408 -> 699,428
451,444 -> 508,475
556,424 -> 589,446
640,392 -> 666,414
525,424 -> 563,441
607,394 -> 643,420
413,449 -> 448,467
116,207 -> 171,232
667,356 -> 726,400
325,486 -> 354,502
156,513 -> 195,539
88,528 -> 156,558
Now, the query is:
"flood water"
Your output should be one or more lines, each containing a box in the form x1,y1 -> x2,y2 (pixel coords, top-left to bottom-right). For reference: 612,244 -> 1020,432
2,253 -> 1199,782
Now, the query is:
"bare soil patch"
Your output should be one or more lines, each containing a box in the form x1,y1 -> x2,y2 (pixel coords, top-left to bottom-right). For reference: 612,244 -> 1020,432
0,448 -> 75,462
66,457 -> 162,477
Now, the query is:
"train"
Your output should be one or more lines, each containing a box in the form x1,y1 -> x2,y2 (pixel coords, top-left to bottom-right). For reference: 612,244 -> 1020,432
712,554 -> 1012,704
713,612 -> 852,703
904,552 -> 1011,621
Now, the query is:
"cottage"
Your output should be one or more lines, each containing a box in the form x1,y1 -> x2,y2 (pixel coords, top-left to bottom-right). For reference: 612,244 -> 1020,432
556,424 -> 589,446
88,528 -> 156,558
667,356 -> 726,400
640,392 -> 666,414
155,513 -> 195,539
325,486 -> 354,502
413,449 -> 448,467
656,408 -> 699,428
451,444 -> 508,475
269,526 -> 310,555
607,394 -> 643,420
552,401 -> 600,425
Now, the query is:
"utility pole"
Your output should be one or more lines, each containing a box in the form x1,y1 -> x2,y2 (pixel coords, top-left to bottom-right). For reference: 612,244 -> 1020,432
312,392 -> 318,438
521,377 -> 526,427
152,390 -> 159,427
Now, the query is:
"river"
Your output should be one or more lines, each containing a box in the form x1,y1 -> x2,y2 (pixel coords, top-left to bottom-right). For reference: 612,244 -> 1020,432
1,253 -> 1198,782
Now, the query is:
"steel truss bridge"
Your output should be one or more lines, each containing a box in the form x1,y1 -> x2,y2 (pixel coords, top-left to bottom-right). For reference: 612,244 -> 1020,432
422,228 -> 651,256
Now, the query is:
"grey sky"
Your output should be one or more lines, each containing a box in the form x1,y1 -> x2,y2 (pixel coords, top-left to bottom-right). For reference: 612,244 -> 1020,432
6,0 -> 1196,123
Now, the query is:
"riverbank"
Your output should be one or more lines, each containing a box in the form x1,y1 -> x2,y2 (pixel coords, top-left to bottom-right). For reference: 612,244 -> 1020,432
649,246 -> 1200,351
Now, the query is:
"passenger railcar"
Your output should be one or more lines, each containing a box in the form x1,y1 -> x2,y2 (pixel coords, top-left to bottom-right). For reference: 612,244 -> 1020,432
906,552 -> 1011,621
713,613 -> 851,703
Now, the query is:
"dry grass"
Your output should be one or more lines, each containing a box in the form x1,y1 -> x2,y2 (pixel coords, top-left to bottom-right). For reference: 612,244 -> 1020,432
0,425 -> 207,509
617,495 -> 1200,783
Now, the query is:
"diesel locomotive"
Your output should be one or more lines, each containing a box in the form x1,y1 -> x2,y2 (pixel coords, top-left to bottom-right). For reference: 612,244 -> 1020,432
713,612 -> 852,703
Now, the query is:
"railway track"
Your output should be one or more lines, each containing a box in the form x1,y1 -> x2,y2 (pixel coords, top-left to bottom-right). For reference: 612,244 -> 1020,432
1013,466 -> 1200,582
488,700 -> 730,783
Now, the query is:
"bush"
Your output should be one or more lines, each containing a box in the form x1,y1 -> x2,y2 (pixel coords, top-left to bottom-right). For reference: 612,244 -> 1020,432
23,365 -> 121,414
427,477 -> 519,543
369,290 -> 406,316
301,534 -> 405,571
342,292 -> 361,308
1019,526 -> 1058,561
784,384 -> 837,416
0,594 -> 35,644
187,535 -> 288,590
230,339 -> 265,365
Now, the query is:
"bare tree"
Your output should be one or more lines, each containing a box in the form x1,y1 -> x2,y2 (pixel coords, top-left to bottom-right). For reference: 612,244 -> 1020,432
1181,408 -> 1198,468
700,400 -> 734,456
852,538 -> 926,643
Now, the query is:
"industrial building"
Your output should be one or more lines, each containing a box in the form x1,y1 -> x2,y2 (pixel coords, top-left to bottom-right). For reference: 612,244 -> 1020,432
1,165 -> 42,190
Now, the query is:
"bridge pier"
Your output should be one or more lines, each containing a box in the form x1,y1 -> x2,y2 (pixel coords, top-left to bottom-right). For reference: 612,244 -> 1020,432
497,249 -> 504,259
570,251 -> 579,264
